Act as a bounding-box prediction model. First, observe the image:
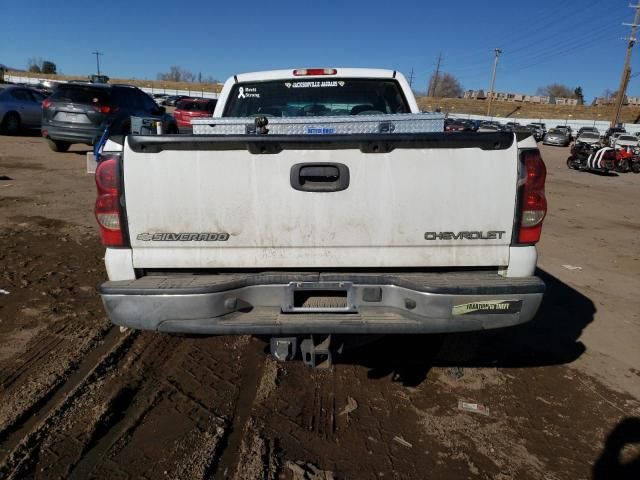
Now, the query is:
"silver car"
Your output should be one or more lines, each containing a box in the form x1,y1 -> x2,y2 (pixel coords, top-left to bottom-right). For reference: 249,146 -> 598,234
575,132 -> 601,146
614,134 -> 639,149
0,85 -> 46,134
543,128 -> 570,146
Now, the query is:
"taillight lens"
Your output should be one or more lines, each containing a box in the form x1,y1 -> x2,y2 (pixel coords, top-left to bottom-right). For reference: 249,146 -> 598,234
293,68 -> 337,76
94,105 -> 118,114
518,150 -> 547,244
94,156 -> 126,246
42,98 -> 52,109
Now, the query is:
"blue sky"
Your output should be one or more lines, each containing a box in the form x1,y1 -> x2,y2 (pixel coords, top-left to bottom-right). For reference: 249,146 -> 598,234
1,0 -> 636,101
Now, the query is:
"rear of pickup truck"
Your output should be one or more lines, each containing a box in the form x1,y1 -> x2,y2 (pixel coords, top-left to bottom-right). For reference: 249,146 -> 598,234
95,69 -> 546,343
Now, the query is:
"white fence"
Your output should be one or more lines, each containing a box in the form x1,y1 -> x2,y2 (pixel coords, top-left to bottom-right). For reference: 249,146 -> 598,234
5,74 -> 219,99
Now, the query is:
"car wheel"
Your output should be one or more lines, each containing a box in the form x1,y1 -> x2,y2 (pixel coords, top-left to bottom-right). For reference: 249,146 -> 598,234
616,159 -> 630,173
631,162 -> 640,173
46,138 -> 71,152
1,112 -> 21,135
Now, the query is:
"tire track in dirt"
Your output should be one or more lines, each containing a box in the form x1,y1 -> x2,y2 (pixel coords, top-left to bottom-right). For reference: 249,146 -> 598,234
0,329 -> 137,479
213,337 -> 267,479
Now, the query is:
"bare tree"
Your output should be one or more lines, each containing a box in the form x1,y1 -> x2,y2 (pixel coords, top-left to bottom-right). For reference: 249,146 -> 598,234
27,57 -> 43,73
536,83 -> 575,99
427,72 -> 463,98
157,66 -> 196,83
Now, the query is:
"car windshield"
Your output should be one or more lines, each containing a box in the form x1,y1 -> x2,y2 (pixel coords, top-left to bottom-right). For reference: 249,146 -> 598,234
51,85 -> 112,104
223,78 -> 410,117
548,129 -> 562,134
619,135 -> 637,141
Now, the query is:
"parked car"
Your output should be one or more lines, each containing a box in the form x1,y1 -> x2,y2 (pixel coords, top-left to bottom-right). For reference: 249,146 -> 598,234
554,125 -> 573,139
503,122 -> 521,132
0,85 -> 47,134
444,118 -> 470,132
577,126 -> 599,137
609,132 -> 624,147
477,123 -> 501,132
605,127 -> 626,144
525,124 -> 544,141
173,98 -> 217,132
152,93 -> 169,105
575,131 -> 602,146
543,128 -> 571,146
530,122 -> 547,136
41,82 -> 178,152
163,95 -> 189,107
613,134 -> 639,149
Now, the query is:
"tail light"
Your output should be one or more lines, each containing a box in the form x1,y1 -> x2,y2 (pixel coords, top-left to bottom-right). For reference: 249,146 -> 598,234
293,68 -> 337,76
94,105 -> 119,114
517,150 -> 547,244
95,155 -> 127,246
42,98 -> 52,109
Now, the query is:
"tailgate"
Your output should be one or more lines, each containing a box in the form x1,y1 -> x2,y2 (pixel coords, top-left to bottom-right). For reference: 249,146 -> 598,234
122,133 -> 519,269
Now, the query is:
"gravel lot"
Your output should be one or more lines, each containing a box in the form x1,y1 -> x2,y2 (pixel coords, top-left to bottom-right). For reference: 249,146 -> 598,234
0,132 -> 639,479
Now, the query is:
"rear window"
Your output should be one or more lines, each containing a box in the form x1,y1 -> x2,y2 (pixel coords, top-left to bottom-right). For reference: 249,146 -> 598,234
51,85 -> 112,104
223,79 -> 409,117
177,100 -> 215,111
619,135 -> 637,141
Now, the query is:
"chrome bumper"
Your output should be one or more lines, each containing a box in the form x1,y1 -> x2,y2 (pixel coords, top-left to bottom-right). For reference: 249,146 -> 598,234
99,272 -> 545,335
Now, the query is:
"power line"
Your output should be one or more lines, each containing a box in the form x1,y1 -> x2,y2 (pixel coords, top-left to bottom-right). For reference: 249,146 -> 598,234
428,53 -> 442,97
92,50 -> 103,75
612,4 -> 640,127
486,48 -> 502,116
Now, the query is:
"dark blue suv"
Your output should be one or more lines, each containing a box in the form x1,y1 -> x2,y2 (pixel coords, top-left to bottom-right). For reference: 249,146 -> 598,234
42,82 -> 178,152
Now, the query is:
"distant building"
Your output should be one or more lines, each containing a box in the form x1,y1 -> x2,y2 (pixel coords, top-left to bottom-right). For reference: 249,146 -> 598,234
463,89 -> 486,99
523,95 -> 551,104
595,95 -> 632,106
463,90 -> 551,104
554,97 -> 578,106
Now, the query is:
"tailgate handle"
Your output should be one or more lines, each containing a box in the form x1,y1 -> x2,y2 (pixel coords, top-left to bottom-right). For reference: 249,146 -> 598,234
291,163 -> 350,192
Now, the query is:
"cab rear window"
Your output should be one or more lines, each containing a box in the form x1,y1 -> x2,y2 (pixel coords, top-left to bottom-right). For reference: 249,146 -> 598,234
223,79 -> 409,117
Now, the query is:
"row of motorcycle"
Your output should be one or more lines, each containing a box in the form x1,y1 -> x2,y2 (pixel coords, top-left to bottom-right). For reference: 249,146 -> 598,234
567,142 -> 640,174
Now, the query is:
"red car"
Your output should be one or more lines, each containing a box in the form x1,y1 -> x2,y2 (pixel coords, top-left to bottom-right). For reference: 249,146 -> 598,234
173,98 -> 217,132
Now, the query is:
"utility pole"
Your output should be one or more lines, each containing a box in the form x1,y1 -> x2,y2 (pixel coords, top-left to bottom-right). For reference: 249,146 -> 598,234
428,53 -> 442,97
92,50 -> 103,75
486,48 -> 502,116
611,4 -> 640,128
408,68 -> 414,88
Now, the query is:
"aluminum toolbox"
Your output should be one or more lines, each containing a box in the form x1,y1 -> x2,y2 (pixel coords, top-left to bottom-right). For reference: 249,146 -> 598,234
191,112 -> 444,135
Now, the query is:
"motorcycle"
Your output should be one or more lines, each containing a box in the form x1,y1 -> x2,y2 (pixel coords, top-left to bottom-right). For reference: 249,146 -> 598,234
567,142 -> 618,173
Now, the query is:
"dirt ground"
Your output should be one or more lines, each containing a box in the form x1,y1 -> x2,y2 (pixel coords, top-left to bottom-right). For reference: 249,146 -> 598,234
1,132 -> 639,480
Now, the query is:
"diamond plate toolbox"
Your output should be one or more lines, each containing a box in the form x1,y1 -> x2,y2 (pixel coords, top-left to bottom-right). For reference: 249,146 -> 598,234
191,112 -> 444,135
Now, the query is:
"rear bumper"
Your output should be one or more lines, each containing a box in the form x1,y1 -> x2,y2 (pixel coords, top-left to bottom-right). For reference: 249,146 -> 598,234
43,124 -> 103,144
99,272 -> 545,335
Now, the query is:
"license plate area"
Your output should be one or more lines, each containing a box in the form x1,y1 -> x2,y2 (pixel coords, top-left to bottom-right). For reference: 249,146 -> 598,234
283,282 -> 356,313
55,112 -> 90,123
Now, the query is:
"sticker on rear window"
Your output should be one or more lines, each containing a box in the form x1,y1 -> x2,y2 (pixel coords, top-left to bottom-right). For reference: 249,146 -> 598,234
286,81 -> 344,88
237,87 -> 260,99
452,300 -> 522,316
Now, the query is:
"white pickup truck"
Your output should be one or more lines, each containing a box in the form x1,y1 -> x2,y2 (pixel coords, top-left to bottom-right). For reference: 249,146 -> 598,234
95,68 -> 547,365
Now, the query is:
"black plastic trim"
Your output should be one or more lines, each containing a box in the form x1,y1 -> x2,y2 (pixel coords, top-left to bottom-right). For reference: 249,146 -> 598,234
127,132 -> 515,154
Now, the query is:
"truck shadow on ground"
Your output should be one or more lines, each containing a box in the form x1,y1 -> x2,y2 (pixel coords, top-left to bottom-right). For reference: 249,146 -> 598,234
592,417 -> 640,480
338,269 -> 594,387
